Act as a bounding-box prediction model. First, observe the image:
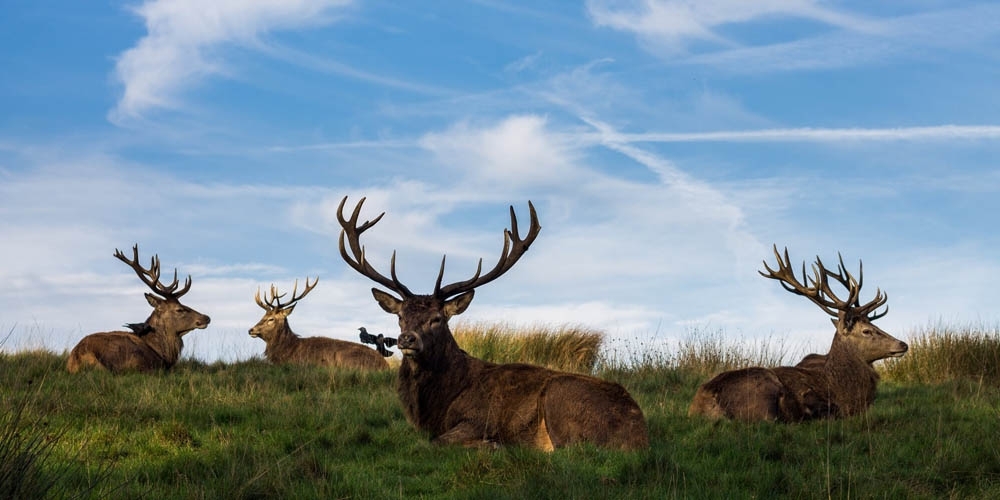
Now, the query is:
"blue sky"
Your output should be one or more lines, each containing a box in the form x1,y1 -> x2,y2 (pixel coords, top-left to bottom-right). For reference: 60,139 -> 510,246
2,0 -> 998,363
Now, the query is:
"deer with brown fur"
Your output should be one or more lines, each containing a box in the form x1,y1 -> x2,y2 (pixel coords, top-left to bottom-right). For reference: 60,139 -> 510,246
688,245 -> 908,422
66,245 -> 211,373
337,197 -> 648,450
249,278 -> 388,370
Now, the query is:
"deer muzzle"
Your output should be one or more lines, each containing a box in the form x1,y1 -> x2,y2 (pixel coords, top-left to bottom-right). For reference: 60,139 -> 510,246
397,331 -> 421,357
888,340 -> 908,358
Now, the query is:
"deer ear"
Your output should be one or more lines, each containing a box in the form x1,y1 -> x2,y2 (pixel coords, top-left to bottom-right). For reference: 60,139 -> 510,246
145,293 -> 164,307
371,288 -> 402,314
444,291 -> 475,317
281,304 -> 295,317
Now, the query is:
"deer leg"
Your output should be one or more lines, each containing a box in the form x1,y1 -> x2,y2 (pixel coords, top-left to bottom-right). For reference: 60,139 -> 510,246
432,422 -> 499,449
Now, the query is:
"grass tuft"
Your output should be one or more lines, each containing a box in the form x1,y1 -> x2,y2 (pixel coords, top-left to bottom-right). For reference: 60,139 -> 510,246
452,321 -> 603,374
880,322 -> 1000,385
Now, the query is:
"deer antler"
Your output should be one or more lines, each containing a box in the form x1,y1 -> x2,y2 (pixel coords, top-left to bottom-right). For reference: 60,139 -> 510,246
337,196 -> 413,298
760,245 -> 888,320
255,277 -> 319,313
337,196 -> 541,299
114,244 -> 192,299
435,201 -> 541,299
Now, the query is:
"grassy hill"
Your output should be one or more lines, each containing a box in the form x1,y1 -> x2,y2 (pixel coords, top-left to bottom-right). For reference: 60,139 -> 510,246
2,323 -> 999,499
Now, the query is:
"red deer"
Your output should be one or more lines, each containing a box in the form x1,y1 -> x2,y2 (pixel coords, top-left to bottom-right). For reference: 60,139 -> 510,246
249,278 -> 388,370
688,246 -> 908,422
336,196 -> 648,451
66,245 -> 210,373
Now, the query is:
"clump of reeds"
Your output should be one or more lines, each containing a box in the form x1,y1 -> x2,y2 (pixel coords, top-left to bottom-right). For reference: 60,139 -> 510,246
880,322 -> 1000,385
451,321 -> 603,374
0,378 -> 65,499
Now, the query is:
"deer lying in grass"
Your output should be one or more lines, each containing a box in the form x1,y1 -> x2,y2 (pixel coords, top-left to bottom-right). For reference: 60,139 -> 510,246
249,278 -> 388,370
337,196 -> 648,450
689,246 -> 908,422
66,245 -> 211,373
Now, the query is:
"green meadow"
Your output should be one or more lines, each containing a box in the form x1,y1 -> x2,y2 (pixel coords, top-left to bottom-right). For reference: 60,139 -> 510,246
2,322 -> 1000,499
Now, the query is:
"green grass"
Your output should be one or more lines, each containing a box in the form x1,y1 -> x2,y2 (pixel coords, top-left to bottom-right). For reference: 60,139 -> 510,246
2,323 -> 999,498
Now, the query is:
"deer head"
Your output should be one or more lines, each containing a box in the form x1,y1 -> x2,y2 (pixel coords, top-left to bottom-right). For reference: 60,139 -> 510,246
249,277 -> 318,342
115,244 -> 210,335
336,196 -> 541,362
759,245 -> 907,363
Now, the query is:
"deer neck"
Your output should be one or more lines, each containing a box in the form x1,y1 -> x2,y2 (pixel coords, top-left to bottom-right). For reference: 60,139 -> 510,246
263,322 -> 301,362
140,313 -> 184,365
397,329 -> 475,433
822,334 -> 880,416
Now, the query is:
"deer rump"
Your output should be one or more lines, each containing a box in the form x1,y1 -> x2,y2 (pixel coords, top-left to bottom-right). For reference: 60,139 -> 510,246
67,331 -> 176,373
689,366 -> 839,422
401,357 -> 648,450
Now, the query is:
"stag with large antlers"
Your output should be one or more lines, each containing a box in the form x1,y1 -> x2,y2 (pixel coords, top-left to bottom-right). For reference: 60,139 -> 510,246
249,278 -> 388,370
688,246 -> 908,422
337,196 -> 648,450
66,245 -> 211,373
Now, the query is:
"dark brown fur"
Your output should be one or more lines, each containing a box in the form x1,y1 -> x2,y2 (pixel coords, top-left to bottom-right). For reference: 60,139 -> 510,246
249,308 -> 387,370
67,293 -> 210,373
688,247 -> 907,422
379,292 -> 648,450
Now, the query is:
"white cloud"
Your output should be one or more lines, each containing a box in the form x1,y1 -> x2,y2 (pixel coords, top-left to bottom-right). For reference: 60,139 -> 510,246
3,113 -> 998,364
418,115 -> 579,188
615,125 -> 1000,143
590,2 -> 1000,72
505,51 -> 544,73
110,0 -> 353,123
586,0 -> 879,56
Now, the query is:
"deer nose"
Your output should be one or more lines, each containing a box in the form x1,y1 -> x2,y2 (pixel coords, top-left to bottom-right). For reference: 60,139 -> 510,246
397,332 -> 418,349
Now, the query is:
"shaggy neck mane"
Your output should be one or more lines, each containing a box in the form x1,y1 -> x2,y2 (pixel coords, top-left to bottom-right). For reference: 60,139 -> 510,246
397,331 -> 476,435
822,334 -> 880,417
141,312 -> 185,366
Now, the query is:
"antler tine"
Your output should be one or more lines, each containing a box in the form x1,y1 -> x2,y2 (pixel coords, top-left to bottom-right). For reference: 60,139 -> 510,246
270,283 -> 285,307
849,257 -> 890,320
435,201 -> 541,299
863,290 -> 889,320
289,276 -> 319,304
254,285 -> 275,312
336,196 -> 413,298
114,244 -> 192,299
823,253 -> 890,321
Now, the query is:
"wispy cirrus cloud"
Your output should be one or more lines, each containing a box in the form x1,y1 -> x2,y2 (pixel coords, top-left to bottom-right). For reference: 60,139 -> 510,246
110,0 -> 353,124
586,0 -> 881,56
586,1 -> 1000,72
603,125 -> 1000,144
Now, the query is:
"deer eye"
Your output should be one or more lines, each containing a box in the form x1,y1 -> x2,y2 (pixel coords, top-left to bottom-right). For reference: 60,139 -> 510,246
861,328 -> 873,336
429,317 -> 443,328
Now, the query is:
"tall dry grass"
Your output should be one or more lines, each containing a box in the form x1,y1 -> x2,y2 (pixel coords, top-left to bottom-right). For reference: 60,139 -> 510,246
451,321 -> 603,374
599,328 -> 794,380
880,322 -> 1000,384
